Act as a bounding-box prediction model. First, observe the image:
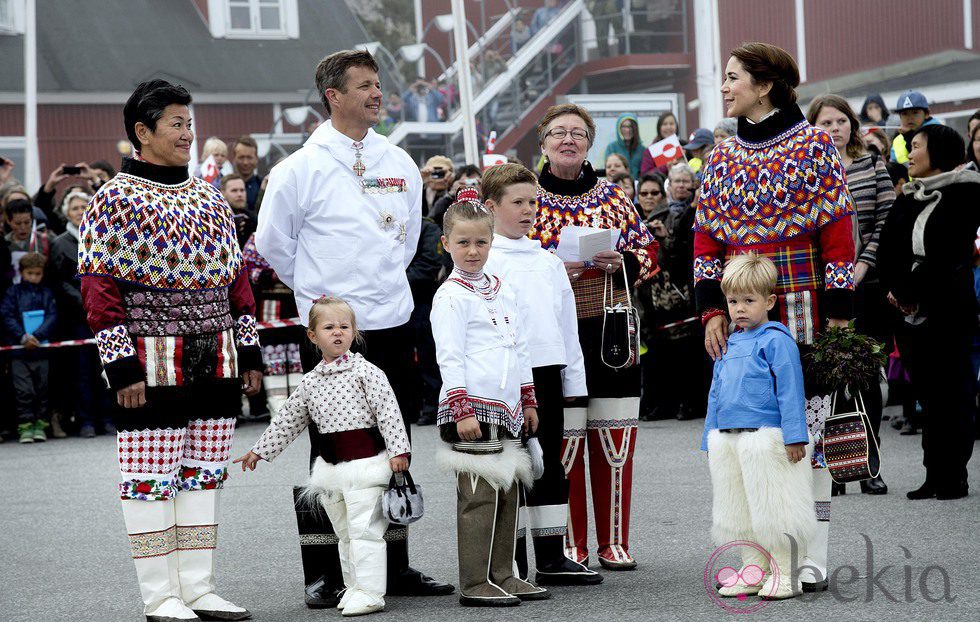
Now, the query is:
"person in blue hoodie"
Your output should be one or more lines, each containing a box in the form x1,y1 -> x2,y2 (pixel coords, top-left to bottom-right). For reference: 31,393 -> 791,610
603,113 -> 644,178
1,252 -> 57,443
701,253 -> 815,601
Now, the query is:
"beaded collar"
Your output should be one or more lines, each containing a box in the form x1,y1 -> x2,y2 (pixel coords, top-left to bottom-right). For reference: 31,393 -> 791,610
449,267 -> 500,301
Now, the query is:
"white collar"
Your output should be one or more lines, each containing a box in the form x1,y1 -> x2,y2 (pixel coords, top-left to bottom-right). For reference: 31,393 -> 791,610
492,232 -> 539,251
308,120 -> 388,171
745,108 -> 779,125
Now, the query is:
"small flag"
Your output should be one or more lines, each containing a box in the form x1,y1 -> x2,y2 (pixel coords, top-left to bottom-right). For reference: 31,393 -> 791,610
648,134 -> 684,169
482,153 -> 507,170
486,131 -> 498,153
201,154 -> 219,186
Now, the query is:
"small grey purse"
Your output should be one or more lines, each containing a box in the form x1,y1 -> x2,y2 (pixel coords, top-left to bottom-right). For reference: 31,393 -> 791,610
382,471 -> 424,526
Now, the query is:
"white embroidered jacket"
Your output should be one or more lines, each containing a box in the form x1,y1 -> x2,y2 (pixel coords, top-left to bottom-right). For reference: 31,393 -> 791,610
255,120 -> 423,331
484,234 -> 588,397
251,352 -> 411,462
430,269 -> 536,438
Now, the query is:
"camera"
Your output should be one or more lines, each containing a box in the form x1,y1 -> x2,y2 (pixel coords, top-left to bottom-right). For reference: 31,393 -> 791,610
430,169 -> 447,179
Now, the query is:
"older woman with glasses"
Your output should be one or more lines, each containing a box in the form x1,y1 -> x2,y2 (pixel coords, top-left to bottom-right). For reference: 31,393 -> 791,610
530,103 -> 659,574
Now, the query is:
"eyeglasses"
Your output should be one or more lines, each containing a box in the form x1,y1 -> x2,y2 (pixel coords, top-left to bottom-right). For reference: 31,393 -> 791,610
546,128 -> 589,141
639,190 -> 662,197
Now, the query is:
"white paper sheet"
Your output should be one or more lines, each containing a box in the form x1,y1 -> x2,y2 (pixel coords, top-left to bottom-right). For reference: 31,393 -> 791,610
556,226 -> 617,262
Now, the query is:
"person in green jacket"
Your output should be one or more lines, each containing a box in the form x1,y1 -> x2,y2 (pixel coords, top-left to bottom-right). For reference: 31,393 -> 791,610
603,113 -> 645,178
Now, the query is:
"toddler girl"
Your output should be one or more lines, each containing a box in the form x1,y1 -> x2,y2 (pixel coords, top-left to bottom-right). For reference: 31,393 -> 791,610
235,296 -> 410,616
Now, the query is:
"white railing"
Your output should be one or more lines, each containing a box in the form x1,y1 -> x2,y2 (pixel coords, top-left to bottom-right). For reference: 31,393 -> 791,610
436,7 -> 522,85
387,0 -> 586,146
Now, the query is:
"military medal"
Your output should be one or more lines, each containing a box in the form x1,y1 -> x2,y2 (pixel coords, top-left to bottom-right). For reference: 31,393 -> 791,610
352,140 -> 366,176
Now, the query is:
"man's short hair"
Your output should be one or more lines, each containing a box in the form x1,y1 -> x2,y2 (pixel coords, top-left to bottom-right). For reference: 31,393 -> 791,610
482,163 -> 538,204
232,136 -> 258,155
314,50 -> 380,115
220,173 -> 244,192
721,253 -> 778,297
19,252 -> 46,271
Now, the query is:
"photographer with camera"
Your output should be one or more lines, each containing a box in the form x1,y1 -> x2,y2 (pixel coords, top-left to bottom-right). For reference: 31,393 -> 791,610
402,78 -> 446,124
33,162 -> 99,234
419,155 -> 455,216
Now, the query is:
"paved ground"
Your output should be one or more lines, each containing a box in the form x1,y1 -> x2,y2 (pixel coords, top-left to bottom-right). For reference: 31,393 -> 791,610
1,404 -> 977,622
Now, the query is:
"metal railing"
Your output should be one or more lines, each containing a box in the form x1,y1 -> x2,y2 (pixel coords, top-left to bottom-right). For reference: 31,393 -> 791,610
381,0 -> 688,163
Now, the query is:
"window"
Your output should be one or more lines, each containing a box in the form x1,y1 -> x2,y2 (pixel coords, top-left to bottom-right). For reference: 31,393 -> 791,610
227,0 -> 285,36
0,0 -> 24,35
206,0 -> 297,40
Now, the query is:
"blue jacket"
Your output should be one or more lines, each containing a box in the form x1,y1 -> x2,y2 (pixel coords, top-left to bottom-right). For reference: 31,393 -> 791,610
701,321 -> 808,451
603,112 -> 645,178
1,281 -> 58,350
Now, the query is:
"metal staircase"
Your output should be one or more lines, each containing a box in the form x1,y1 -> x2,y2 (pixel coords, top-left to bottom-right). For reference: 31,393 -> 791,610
386,0 -> 688,163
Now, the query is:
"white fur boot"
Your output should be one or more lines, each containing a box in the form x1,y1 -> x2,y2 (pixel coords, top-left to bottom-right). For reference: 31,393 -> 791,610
706,430 -> 753,546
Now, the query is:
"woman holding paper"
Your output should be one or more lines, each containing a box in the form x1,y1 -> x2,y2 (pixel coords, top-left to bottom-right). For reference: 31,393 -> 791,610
530,102 -> 659,571
693,42 -> 855,593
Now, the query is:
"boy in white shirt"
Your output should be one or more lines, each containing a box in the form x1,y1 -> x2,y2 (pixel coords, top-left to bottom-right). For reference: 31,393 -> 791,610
482,163 -> 601,586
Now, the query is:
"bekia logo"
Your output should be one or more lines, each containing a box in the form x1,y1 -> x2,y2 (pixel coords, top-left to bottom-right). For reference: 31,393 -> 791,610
705,535 -> 956,614
704,540 -> 776,613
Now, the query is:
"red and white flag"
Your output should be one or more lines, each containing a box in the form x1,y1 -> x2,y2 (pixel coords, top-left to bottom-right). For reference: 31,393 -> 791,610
200,154 -> 219,186
486,130 -> 498,154
482,153 -> 507,170
648,134 -> 684,168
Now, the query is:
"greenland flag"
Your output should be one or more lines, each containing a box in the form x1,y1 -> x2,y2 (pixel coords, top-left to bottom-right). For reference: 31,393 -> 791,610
200,154 -> 219,186
648,134 -> 684,168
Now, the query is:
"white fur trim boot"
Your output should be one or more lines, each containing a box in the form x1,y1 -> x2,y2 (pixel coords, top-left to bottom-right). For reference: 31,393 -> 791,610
174,490 -> 251,621
456,473 -> 522,607
340,487 -> 388,616
121,499 -> 199,621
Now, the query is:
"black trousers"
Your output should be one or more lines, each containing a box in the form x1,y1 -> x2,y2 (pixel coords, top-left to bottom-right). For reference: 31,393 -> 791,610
525,366 -> 567,510
11,358 -> 49,424
298,322 -> 415,584
896,317 -> 976,489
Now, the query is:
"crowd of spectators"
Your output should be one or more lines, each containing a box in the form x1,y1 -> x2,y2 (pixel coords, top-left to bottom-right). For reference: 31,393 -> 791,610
2,89 -> 977,462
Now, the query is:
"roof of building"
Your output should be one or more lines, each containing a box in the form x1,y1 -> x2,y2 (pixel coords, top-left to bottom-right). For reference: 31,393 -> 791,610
0,0 -> 385,98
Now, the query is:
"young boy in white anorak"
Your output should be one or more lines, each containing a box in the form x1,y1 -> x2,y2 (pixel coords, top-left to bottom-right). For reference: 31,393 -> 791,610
482,163 -> 600,586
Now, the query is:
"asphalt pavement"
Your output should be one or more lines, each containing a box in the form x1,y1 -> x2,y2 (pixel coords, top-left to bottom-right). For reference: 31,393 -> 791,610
1,404 -> 977,622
